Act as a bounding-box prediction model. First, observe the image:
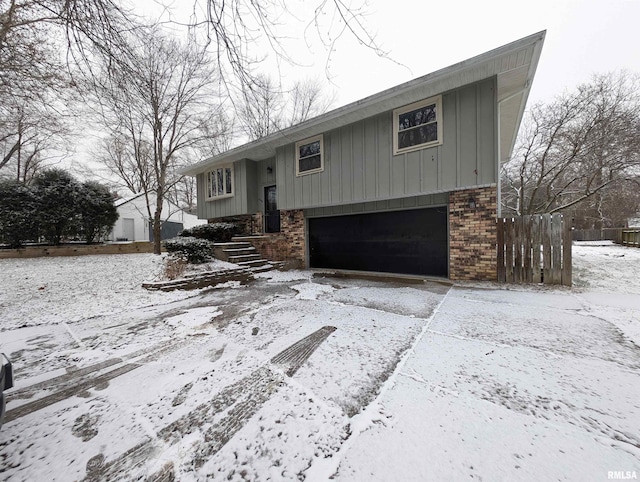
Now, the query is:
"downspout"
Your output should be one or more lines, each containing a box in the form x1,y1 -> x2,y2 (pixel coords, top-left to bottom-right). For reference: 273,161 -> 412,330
496,82 -> 531,218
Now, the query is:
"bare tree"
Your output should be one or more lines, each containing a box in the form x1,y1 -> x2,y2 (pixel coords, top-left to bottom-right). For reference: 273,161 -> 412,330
288,78 -> 335,126
148,0 -> 387,92
1,1 -> 136,100
237,75 -> 335,141
236,75 -> 285,140
502,72 -> 640,228
167,175 -> 198,213
93,27 -> 228,254
99,135 -> 155,195
0,95 -> 71,183
0,0 -> 140,187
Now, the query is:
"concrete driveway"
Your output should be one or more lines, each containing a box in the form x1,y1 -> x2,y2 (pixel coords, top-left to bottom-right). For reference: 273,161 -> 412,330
1,253 -> 638,481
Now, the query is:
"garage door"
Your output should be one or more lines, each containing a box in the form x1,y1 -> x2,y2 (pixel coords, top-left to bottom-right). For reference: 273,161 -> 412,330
308,207 -> 448,277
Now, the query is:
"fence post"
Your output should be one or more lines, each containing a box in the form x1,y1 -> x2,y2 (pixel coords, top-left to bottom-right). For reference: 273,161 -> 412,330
551,213 -> 562,284
542,214 -> 552,284
514,216 -> 524,283
497,218 -> 506,283
532,215 -> 542,283
523,215 -> 532,283
506,218 -> 514,283
562,214 -> 572,286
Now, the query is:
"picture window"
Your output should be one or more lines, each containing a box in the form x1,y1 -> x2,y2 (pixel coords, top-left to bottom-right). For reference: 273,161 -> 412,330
206,165 -> 234,200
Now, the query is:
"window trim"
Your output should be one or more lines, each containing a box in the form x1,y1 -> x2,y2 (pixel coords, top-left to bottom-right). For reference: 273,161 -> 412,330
205,164 -> 235,201
393,95 -> 443,155
295,134 -> 324,177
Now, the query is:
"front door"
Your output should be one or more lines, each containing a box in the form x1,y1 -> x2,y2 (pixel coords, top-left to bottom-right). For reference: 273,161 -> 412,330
264,185 -> 280,233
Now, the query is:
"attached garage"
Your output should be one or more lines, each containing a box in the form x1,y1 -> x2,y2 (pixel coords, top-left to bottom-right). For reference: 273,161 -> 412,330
183,33 -> 545,282
308,207 -> 448,277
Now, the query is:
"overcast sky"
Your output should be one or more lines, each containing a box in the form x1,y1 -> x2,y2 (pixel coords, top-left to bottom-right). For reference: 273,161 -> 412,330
138,0 -> 639,107
75,0 -> 638,180
274,0 -> 640,107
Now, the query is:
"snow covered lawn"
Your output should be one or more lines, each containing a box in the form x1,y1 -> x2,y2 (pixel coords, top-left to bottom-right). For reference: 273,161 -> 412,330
0,243 -> 638,481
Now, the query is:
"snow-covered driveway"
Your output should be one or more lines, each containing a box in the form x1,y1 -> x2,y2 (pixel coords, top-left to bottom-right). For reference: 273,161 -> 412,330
0,255 -> 447,480
0,243 -> 639,481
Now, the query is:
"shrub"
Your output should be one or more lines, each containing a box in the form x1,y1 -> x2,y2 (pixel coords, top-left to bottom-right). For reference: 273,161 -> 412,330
0,180 -> 39,248
179,222 -> 242,242
77,181 -> 119,244
33,168 -> 81,245
163,236 -> 215,264
163,257 -> 187,280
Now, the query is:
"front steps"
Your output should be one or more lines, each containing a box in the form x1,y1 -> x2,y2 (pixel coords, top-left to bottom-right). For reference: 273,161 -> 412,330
213,241 -> 273,270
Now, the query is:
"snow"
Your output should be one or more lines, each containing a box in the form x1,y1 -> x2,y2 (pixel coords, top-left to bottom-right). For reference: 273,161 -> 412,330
0,242 -> 638,481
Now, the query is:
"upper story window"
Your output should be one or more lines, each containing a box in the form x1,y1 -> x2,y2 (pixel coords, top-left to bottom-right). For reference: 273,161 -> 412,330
295,134 -> 324,176
393,95 -> 443,155
206,164 -> 234,200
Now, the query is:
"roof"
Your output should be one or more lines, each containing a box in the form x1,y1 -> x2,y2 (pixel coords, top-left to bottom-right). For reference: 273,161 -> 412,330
182,31 -> 545,176
114,192 -> 150,207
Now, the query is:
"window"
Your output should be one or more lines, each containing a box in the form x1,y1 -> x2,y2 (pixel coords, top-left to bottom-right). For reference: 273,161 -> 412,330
206,164 -> 234,200
295,134 -> 324,176
393,96 -> 442,155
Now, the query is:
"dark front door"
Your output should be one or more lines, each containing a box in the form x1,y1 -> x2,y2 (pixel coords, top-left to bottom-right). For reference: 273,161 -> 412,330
264,185 -> 280,233
308,207 -> 448,277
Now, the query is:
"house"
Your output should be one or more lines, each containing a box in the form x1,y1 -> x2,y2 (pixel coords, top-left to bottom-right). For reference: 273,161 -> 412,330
108,192 -> 205,242
181,31 -> 545,280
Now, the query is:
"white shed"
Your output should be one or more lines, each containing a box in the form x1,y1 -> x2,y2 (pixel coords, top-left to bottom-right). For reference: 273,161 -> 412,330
108,192 -> 205,242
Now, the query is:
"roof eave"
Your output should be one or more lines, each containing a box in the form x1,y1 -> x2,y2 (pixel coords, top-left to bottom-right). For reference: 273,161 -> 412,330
181,30 -> 545,176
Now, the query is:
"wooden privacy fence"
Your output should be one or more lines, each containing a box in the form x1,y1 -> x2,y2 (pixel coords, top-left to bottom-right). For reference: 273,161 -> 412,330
621,229 -> 640,247
497,213 -> 572,286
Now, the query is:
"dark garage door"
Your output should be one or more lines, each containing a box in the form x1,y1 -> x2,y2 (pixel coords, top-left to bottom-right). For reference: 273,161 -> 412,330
149,221 -> 184,242
309,207 -> 448,277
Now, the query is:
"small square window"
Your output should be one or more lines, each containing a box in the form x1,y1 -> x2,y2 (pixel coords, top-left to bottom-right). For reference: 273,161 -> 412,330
206,164 -> 234,200
295,135 -> 324,176
393,96 -> 443,155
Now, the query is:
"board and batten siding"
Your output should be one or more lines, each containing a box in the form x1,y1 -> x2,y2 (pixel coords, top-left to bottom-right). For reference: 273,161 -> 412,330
275,78 -> 496,211
196,159 -> 258,219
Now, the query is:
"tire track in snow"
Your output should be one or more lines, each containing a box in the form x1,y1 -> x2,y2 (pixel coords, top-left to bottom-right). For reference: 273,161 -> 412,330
79,326 -> 337,480
5,337 -> 194,422
271,325 -> 337,376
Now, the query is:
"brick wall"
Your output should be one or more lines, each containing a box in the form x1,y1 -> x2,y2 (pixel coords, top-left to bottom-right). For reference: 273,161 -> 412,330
0,242 -> 155,259
449,186 -> 497,281
280,209 -> 305,266
219,209 -> 306,268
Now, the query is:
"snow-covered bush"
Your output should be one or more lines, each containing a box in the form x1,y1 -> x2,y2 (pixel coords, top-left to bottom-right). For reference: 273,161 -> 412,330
163,236 -> 215,264
0,180 -> 39,248
0,170 -> 117,247
179,222 -> 242,242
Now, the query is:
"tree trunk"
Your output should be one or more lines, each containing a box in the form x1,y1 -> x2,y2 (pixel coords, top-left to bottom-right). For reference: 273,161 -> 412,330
153,190 -> 163,255
153,212 -> 162,254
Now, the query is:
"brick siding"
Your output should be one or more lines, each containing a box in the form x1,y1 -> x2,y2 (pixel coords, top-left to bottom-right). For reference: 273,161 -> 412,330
209,210 -> 306,268
449,186 -> 497,281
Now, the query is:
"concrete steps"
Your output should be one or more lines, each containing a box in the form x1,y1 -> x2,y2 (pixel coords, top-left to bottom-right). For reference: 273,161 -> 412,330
213,241 -> 270,269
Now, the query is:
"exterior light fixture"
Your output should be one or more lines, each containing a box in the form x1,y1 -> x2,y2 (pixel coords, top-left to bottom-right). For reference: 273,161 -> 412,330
468,197 -> 477,210
266,166 -> 273,174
